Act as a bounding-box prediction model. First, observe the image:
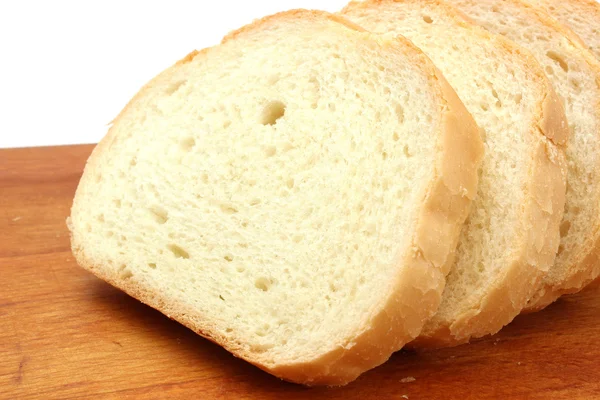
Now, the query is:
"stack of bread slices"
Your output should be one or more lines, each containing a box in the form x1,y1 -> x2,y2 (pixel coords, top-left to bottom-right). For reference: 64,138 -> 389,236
68,0 -> 600,386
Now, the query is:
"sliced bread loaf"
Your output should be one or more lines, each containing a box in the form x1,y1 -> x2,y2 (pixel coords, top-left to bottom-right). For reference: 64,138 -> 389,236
448,0 -> 600,311
342,0 -> 568,347
68,10 -> 483,385
528,0 -> 600,62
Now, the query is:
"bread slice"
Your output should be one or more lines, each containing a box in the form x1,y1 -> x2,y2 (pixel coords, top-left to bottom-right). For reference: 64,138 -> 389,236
68,10 -> 483,385
528,0 -> 600,62
447,0 -> 600,311
342,0 -> 568,347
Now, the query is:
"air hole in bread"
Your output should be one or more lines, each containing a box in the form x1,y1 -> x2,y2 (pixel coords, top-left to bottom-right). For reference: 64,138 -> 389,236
546,51 -> 569,73
148,206 -> 168,224
255,277 -> 272,292
179,136 -> 196,151
364,222 -> 376,236
129,157 -> 137,167
224,254 -> 234,262
403,145 -> 413,158
329,282 -> 338,293
118,264 -> 133,279
491,89 -> 502,107
165,80 -> 186,95
200,172 -> 209,184
255,325 -> 270,337
280,141 -> 294,153
220,204 -> 238,214
265,146 -> 276,157
167,244 -> 190,259
382,178 -> 391,190
477,262 -> 485,273
569,78 -> 582,94
148,263 -> 157,269
514,93 -> 522,104
423,15 -> 433,23
260,100 -> 286,125
395,104 -> 405,123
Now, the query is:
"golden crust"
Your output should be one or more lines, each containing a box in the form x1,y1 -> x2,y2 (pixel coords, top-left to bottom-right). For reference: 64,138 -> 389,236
69,9 -> 483,385
342,0 -> 569,347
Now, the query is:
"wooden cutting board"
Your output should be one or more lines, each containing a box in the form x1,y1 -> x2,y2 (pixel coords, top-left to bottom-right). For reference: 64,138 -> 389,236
1,144 -> 600,400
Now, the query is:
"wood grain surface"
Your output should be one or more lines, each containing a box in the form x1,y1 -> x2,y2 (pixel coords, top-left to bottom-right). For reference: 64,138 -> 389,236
1,144 -> 600,400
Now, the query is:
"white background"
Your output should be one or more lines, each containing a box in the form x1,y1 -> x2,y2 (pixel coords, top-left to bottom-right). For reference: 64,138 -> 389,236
1,1 -> 598,148
0,1 -> 347,148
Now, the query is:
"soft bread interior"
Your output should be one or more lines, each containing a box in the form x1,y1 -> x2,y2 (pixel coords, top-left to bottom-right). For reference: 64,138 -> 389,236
528,0 -> 600,61
448,0 -> 600,307
342,0 -> 564,341
70,12 -> 461,369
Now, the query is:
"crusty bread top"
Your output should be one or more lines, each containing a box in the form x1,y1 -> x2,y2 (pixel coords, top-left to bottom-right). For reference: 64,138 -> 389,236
342,0 -> 568,347
68,9 -> 483,385
447,0 -> 600,311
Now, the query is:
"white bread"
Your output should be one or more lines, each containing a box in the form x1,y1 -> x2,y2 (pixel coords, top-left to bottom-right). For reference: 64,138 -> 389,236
68,10 -> 483,385
342,0 -> 568,347
527,0 -> 600,62
447,0 -> 600,311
